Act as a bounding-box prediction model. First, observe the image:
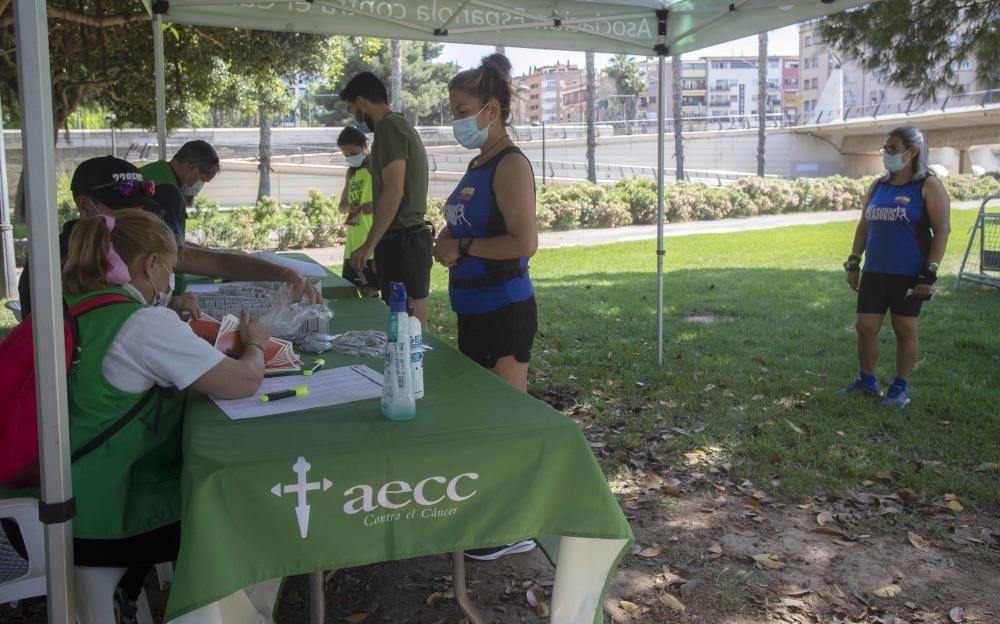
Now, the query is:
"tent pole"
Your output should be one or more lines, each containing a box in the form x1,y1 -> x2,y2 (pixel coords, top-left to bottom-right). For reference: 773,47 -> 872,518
154,13 -> 167,161
14,1 -> 76,622
0,95 -> 16,299
656,54 -> 666,368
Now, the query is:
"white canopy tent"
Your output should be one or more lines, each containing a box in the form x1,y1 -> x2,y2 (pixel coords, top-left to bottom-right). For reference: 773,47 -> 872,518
14,0 -> 867,622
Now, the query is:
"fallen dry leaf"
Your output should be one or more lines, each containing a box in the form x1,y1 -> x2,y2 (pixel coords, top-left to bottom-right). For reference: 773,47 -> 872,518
660,567 -> 688,586
638,546 -> 662,558
949,606 -> 965,622
526,584 -> 545,608
344,614 -> 369,623
816,511 -> 835,526
639,474 -> 664,488
707,543 -> 723,555
618,599 -> 641,614
535,601 -> 550,617
785,419 -> 804,434
424,591 -> 442,607
661,478 -> 683,496
873,583 -> 902,598
782,584 -> 812,597
945,500 -> 964,512
751,553 -> 785,569
908,532 -> 927,549
659,592 -> 686,612
875,470 -> 900,482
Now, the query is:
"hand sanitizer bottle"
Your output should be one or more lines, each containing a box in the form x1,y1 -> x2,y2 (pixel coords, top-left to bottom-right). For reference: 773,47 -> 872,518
381,282 -> 415,420
408,315 -> 424,399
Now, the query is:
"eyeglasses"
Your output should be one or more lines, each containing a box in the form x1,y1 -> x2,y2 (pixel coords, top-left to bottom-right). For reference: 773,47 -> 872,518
89,179 -> 156,198
879,146 -> 908,155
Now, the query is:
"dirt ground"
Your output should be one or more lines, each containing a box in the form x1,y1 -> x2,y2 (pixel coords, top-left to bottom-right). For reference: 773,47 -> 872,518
4,421 -> 998,624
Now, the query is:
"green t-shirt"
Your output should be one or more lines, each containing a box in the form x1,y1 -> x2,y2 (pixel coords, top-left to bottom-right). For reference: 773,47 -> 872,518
344,167 -> 374,257
371,113 -> 428,232
140,160 -> 180,189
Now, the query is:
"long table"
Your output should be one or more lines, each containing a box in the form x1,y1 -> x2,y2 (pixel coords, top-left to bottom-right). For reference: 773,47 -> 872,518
167,274 -> 632,624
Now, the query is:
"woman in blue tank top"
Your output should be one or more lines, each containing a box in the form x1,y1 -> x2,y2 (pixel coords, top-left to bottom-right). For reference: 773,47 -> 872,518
432,54 -> 540,564
837,125 -> 951,408
433,53 -> 538,397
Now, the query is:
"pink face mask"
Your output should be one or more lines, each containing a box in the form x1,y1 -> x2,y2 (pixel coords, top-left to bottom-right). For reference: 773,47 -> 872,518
102,215 -> 132,285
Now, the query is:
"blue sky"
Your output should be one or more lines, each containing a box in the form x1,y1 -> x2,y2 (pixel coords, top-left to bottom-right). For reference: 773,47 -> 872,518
437,25 -> 799,77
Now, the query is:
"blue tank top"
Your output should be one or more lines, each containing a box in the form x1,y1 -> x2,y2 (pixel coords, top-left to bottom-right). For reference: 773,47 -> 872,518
444,146 -> 535,315
863,179 -> 931,276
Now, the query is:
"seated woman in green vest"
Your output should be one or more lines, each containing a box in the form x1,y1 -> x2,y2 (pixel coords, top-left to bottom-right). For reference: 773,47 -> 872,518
60,209 -> 270,615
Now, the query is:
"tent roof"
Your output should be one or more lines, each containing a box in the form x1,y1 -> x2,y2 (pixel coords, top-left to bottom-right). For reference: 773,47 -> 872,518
143,0 -> 866,57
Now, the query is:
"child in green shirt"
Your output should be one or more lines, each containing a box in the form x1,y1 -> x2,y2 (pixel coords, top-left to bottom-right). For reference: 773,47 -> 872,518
337,127 -> 378,297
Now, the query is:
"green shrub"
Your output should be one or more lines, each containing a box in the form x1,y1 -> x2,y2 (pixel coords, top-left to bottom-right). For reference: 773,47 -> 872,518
227,207 -> 258,250
188,197 -> 234,248
425,197 -> 446,235
252,196 -> 280,249
609,177 -> 659,224
944,174 -> 1000,201
302,188 -> 342,247
276,204 -> 312,250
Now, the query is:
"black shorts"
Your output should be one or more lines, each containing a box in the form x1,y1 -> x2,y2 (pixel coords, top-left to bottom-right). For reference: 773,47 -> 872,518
374,226 -> 433,301
457,297 -> 537,369
342,258 -> 378,289
857,272 -> 923,317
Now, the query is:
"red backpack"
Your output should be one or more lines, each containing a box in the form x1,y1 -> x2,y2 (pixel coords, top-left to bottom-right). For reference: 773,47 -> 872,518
0,293 -> 155,490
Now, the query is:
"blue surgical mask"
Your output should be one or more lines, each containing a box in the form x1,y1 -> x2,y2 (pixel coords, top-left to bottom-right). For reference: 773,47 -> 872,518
883,152 -> 907,173
452,104 -> 490,149
353,101 -> 371,134
345,153 -> 366,168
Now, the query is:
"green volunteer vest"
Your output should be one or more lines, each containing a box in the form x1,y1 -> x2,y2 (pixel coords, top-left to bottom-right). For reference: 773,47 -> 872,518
140,160 -> 187,296
64,286 -> 186,539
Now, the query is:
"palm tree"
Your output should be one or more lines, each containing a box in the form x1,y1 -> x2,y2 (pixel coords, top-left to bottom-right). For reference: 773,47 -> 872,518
671,55 -> 684,181
757,32 -> 768,177
586,51 -> 597,183
390,40 -> 403,112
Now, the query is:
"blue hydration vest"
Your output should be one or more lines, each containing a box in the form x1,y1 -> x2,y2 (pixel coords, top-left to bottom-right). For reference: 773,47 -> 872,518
863,179 -> 932,276
444,146 -> 535,315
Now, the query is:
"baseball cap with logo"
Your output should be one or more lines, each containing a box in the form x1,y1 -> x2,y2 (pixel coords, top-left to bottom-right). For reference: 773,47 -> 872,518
70,156 -> 162,212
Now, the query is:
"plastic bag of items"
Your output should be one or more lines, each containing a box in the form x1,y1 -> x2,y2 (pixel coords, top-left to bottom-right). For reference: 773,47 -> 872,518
258,282 -> 333,339
299,330 -> 387,358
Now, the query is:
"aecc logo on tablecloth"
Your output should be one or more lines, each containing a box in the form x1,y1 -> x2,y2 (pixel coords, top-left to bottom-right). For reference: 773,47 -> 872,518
270,456 -> 479,538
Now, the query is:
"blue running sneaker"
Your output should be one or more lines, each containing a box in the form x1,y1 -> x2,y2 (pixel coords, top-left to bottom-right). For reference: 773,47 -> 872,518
834,377 -> 884,398
881,384 -> 911,408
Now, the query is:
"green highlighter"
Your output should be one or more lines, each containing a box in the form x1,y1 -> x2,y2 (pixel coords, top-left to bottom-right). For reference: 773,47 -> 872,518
261,386 -> 309,403
303,358 -> 326,377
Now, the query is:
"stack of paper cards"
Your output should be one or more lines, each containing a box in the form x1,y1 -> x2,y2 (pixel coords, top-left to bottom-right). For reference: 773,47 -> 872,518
189,313 -> 302,373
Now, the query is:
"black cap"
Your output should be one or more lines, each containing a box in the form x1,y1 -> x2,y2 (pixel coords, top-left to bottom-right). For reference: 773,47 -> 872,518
70,156 -> 162,212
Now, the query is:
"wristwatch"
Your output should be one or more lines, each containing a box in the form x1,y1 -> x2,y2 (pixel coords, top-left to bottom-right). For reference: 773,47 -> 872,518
458,237 -> 473,258
928,262 -> 940,272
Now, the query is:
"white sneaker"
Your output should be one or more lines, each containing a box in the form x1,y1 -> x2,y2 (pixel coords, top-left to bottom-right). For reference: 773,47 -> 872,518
464,540 -> 537,561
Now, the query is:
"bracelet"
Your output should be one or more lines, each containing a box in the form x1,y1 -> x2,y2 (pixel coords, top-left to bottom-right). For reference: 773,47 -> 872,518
247,342 -> 266,353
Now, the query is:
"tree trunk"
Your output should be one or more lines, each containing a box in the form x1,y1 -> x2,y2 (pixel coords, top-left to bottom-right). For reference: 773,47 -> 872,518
757,32 -> 768,177
671,55 -> 684,182
585,51 -> 597,184
390,40 -> 403,113
257,99 -> 272,202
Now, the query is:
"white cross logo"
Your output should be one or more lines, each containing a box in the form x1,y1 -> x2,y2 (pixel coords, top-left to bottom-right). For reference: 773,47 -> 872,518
271,456 -> 332,539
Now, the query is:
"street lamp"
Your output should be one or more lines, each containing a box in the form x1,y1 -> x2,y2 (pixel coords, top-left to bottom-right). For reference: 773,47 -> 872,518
105,112 -> 118,158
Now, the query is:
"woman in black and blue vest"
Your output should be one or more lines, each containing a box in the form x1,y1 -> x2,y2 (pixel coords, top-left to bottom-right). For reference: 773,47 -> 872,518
433,54 -> 538,395
838,125 -> 951,408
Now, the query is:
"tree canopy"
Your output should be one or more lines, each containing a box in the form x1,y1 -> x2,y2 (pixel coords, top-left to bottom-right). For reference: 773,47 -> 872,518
818,0 -> 1000,98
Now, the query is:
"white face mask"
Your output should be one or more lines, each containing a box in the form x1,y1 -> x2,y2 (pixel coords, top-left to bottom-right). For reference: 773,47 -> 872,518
151,261 -> 175,307
182,178 -> 205,199
345,153 -> 366,168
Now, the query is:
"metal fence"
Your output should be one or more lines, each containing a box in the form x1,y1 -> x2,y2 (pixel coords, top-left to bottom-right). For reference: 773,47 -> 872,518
811,88 -> 1000,124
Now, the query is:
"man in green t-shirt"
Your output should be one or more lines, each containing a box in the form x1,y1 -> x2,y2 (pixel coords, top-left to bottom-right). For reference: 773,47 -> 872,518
140,140 -> 221,235
340,72 -> 432,327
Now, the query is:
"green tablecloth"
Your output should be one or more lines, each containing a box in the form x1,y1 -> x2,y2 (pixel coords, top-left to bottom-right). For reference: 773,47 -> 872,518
166,297 -> 633,624
181,252 -> 360,301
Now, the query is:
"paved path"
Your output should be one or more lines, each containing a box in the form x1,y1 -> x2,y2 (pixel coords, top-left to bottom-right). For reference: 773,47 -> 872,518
302,200 -> 982,267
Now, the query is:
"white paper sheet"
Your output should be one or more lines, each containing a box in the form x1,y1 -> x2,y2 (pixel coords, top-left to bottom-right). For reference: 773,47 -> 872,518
253,252 -> 330,278
212,365 -> 384,420
185,282 -> 228,294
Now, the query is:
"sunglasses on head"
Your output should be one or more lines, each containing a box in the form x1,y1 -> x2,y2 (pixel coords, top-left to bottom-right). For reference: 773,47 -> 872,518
89,178 -> 156,198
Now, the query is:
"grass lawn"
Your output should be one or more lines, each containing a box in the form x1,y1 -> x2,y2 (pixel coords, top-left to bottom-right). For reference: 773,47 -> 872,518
423,208 -> 1000,506
3,209 -> 997,508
